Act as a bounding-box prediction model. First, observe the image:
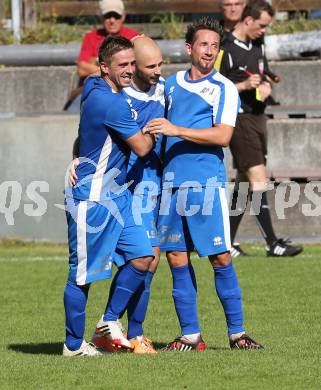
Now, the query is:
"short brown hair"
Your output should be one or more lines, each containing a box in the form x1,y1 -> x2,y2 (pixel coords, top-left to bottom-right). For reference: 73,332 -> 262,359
98,36 -> 133,64
241,0 -> 274,20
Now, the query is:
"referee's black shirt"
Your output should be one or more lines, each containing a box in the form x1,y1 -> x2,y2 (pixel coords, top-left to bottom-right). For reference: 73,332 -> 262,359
220,32 -> 268,115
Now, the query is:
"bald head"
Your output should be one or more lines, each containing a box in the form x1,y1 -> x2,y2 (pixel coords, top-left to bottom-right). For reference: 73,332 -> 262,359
133,36 -> 162,66
132,36 -> 163,90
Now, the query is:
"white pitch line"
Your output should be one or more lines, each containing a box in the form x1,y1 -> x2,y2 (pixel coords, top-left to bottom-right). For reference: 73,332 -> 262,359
0,256 -> 66,262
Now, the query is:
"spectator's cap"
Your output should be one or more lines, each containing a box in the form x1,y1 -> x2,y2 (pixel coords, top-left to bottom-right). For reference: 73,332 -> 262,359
99,0 -> 125,16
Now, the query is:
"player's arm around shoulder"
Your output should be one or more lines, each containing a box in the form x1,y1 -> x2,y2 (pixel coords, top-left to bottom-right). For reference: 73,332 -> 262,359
145,118 -> 233,147
145,76 -> 239,147
105,94 -> 155,158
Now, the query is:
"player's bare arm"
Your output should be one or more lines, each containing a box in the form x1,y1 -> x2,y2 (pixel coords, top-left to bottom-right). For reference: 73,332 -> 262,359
146,117 -> 233,147
126,131 -> 155,157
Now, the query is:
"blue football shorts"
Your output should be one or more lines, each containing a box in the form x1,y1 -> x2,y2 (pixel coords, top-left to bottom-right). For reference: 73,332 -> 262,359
66,193 -> 154,286
112,189 -> 161,267
157,186 -> 231,257
132,189 -> 161,247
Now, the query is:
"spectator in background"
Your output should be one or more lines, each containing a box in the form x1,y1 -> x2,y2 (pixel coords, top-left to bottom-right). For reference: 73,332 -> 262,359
64,0 -> 140,112
215,0 -> 246,74
219,0 -> 247,33
77,0 -> 140,78
219,0 -> 302,258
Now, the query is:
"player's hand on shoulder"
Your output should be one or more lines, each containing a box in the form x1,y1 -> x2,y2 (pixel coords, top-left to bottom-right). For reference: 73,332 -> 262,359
69,157 -> 79,187
146,118 -> 179,137
142,125 -> 159,141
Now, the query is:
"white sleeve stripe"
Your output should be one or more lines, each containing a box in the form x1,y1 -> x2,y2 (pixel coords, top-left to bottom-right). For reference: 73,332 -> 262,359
219,81 -> 239,127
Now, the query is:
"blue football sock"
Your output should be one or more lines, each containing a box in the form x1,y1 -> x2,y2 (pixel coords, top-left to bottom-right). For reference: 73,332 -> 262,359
103,262 -> 147,321
213,262 -> 244,336
127,271 -> 154,339
106,267 -> 126,318
171,264 -> 200,335
64,280 -> 89,351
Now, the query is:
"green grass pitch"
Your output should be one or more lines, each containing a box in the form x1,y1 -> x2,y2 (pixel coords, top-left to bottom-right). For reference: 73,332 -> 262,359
1,241 -> 321,389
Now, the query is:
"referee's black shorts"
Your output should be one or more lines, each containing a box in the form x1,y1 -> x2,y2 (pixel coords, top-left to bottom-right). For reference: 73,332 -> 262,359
229,113 -> 267,172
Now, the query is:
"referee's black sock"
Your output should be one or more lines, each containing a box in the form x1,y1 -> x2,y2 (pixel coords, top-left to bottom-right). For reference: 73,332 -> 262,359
250,191 -> 277,246
229,189 -> 248,244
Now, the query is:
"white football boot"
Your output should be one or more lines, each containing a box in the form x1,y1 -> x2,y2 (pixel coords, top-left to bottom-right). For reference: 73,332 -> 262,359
63,340 -> 103,356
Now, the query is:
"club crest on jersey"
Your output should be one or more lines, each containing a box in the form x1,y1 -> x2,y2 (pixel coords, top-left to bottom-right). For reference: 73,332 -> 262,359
131,108 -> 138,120
167,86 -> 175,111
200,87 -> 215,96
126,98 -> 138,120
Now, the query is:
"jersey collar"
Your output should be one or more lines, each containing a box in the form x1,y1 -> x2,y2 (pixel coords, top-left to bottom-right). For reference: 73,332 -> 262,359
184,69 -> 217,83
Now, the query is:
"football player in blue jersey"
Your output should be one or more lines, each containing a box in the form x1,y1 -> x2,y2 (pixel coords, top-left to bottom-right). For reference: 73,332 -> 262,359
91,37 -> 165,354
69,37 -> 165,354
63,36 -> 156,356
146,17 -> 263,351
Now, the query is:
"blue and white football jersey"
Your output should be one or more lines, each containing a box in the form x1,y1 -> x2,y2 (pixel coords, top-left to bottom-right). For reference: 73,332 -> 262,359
70,76 -> 141,201
123,78 -> 165,194
163,70 -> 239,187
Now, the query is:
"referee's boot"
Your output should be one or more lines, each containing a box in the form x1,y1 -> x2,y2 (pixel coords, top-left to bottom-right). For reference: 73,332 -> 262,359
230,243 -> 248,259
266,238 -> 303,257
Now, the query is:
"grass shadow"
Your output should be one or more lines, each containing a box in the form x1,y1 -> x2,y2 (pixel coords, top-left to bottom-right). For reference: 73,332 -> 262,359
8,342 -> 63,355
153,341 -> 167,350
